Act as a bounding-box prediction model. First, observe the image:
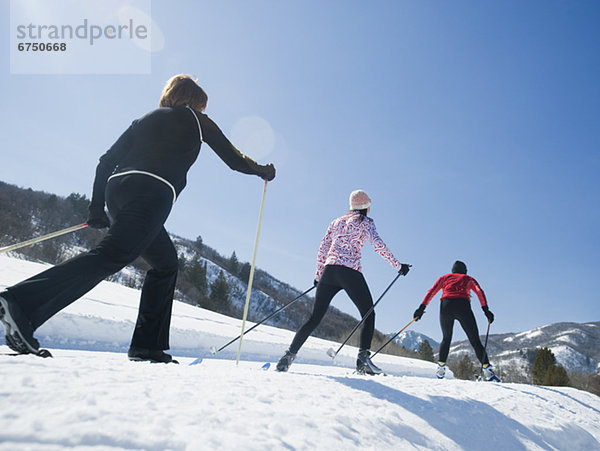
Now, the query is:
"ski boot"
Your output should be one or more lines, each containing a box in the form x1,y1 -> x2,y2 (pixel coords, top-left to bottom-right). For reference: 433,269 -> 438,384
276,349 -> 296,372
0,293 -> 51,357
128,346 -> 178,364
436,362 -> 447,379
482,364 -> 501,382
356,349 -> 383,375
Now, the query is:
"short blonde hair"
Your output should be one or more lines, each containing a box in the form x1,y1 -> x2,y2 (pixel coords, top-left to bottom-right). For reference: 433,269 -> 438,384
159,74 -> 208,111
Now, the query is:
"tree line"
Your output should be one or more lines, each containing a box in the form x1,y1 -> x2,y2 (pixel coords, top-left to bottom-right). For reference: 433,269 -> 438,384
447,347 -> 599,395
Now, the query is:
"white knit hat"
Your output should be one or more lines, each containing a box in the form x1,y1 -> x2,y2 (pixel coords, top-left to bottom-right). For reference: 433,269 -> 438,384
349,189 -> 372,210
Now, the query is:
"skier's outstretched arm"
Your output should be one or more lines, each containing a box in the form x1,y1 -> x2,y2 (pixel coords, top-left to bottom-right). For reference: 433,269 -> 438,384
201,114 -> 275,181
367,222 -> 409,274
470,278 -> 494,323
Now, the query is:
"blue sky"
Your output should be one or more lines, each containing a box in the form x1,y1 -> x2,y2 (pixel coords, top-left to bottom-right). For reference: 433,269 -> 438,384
1,1 -> 599,343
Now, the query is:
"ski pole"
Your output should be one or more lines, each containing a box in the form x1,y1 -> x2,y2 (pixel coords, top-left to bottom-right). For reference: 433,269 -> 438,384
0,223 -> 89,255
211,285 -> 315,355
236,180 -> 268,365
327,270 -> 407,360
370,317 -> 417,359
480,320 -> 491,377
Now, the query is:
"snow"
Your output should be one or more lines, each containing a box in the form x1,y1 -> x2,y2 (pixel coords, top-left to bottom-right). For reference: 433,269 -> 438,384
1,254 -> 600,450
552,345 -> 593,372
555,329 -> 587,347
515,328 -> 544,340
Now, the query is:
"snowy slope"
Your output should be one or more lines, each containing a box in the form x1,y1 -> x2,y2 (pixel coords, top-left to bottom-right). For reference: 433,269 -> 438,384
1,255 -> 600,450
0,255 -> 431,372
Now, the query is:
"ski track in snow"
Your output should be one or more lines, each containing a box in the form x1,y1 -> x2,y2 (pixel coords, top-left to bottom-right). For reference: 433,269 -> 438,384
1,255 -> 600,450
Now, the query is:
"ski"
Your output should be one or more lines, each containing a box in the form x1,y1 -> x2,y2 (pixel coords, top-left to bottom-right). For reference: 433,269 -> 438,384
482,374 -> 502,383
0,348 -> 52,358
263,361 -> 388,377
34,348 -> 52,358
352,369 -> 388,377
129,357 -> 179,364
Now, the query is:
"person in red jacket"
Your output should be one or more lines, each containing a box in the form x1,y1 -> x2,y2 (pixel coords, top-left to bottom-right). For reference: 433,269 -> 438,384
413,260 -> 500,381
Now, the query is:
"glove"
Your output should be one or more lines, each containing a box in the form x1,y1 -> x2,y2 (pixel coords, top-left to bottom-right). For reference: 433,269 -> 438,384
86,206 -> 110,229
313,279 -> 319,287
398,263 -> 411,276
482,305 -> 494,324
413,304 -> 426,321
258,163 -> 276,181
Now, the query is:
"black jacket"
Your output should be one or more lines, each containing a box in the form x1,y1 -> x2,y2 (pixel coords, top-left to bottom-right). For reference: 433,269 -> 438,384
90,106 -> 267,209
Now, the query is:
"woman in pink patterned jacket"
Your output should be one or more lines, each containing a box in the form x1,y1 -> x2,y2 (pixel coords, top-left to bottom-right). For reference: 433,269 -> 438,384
276,190 -> 410,374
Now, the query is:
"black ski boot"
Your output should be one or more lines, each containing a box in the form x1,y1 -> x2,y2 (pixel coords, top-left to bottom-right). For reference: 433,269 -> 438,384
356,349 -> 382,375
276,349 -> 296,372
0,293 -> 51,357
128,346 -> 178,364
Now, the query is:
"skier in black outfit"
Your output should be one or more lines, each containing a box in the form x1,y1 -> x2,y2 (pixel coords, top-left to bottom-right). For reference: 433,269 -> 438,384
0,74 -> 275,362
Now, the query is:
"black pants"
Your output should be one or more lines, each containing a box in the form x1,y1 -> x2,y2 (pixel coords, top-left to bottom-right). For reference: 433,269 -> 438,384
6,174 -> 177,350
438,298 -> 489,365
289,265 -> 375,354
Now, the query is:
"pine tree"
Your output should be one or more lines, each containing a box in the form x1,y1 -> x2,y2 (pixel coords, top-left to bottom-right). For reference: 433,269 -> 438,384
239,262 -> 251,284
543,364 -> 570,386
178,253 -> 188,272
532,347 -> 556,385
186,256 -> 207,297
210,270 -> 231,313
227,251 -> 239,275
454,354 -> 477,380
195,235 -> 203,252
417,340 -> 435,362
591,373 -> 600,396
66,193 -> 89,218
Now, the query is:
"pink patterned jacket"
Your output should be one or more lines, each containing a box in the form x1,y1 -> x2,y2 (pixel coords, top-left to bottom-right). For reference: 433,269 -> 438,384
315,211 -> 402,280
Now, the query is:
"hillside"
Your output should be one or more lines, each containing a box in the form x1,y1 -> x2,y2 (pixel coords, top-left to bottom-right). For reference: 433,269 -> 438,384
0,255 -> 599,450
390,314 -> 600,385
447,322 -> 600,382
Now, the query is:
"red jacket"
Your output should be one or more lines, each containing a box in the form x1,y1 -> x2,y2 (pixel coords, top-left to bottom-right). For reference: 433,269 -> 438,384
421,273 -> 488,307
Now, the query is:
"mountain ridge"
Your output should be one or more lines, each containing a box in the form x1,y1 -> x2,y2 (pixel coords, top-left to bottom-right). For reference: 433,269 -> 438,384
446,321 -> 600,381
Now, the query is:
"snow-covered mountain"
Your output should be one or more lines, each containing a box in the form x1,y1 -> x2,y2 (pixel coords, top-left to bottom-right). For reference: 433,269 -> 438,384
392,329 -> 439,351
447,322 -> 600,381
1,254 -> 600,450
